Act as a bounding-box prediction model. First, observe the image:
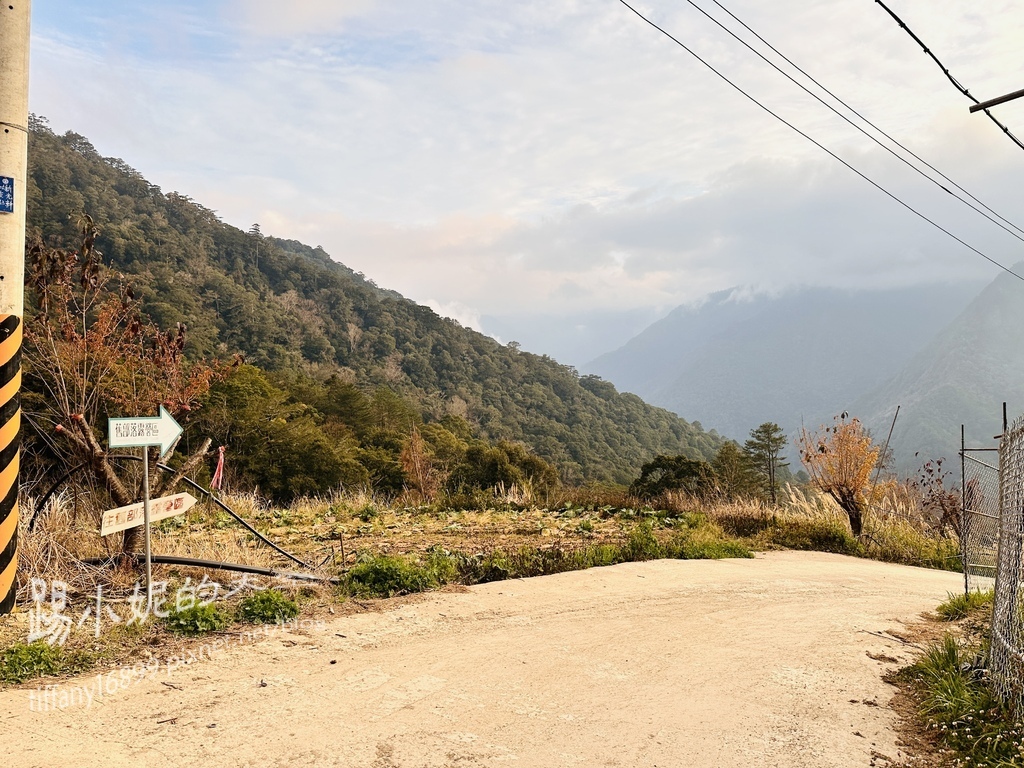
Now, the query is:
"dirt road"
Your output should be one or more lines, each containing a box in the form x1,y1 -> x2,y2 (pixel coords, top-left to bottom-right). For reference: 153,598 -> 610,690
2,552 -> 961,767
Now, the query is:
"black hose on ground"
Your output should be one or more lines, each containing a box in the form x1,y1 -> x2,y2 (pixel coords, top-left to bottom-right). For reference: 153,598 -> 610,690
28,454 -> 317,570
81,554 -> 341,584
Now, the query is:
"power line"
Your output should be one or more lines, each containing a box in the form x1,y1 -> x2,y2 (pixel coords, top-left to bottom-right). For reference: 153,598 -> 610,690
874,0 -> 1024,153
613,0 -> 1024,283
696,0 -> 1024,242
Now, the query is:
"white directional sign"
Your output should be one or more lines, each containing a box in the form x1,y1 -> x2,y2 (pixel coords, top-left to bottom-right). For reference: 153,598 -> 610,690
108,406 -> 183,457
100,492 -> 198,537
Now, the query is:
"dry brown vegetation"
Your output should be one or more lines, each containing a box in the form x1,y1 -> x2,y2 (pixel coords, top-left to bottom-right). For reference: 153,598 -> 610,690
14,478 -> 960,606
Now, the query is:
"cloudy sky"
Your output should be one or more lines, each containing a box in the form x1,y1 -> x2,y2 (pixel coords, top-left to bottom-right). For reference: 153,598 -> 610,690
28,0 -> 1024,362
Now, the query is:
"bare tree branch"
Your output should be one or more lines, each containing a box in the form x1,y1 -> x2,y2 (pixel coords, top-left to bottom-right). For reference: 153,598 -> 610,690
153,438 -> 212,497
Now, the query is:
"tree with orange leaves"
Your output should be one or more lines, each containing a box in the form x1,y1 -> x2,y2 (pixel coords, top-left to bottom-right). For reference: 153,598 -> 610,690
797,414 -> 880,537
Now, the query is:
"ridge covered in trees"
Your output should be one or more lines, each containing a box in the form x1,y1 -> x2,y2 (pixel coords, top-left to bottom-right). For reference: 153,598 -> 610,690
23,118 -> 723,496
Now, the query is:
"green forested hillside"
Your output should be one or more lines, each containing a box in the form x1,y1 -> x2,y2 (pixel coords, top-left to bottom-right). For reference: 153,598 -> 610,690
25,118 -> 722,487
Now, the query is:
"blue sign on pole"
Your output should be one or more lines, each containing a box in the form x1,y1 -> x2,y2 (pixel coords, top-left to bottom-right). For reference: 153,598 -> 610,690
0,176 -> 13,214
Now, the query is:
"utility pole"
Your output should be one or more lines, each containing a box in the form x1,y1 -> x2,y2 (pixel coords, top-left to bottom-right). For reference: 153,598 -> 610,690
969,87 -> 1024,113
0,1 -> 31,614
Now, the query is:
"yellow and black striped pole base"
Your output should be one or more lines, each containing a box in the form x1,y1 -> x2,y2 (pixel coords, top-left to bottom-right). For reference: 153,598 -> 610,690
0,315 -> 20,614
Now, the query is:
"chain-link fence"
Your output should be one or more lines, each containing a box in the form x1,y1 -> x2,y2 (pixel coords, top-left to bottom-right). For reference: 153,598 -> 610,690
989,415 -> 1024,710
961,452 -> 1000,593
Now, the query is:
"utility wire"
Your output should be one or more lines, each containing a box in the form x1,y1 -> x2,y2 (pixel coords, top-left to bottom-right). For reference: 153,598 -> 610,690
614,0 -> 1024,283
874,0 -> 1024,153
697,0 -> 1024,241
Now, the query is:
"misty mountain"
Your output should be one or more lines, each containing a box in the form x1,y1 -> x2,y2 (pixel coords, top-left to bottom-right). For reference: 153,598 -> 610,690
855,266 -> 1024,471
480,307 -> 666,369
585,283 -> 983,453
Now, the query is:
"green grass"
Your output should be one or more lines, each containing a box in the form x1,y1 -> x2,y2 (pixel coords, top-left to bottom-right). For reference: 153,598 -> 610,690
674,536 -> 753,560
862,516 -> 962,571
714,506 -> 960,572
341,520 -> 752,596
237,589 -> 300,624
936,589 -> 995,621
447,520 -> 750,584
0,641 -> 92,685
715,510 -> 861,555
759,517 -> 862,555
467,521 -> 751,582
344,554 -> 444,598
621,521 -> 663,561
164,602 -> 230,635
902,634 -> 1024,766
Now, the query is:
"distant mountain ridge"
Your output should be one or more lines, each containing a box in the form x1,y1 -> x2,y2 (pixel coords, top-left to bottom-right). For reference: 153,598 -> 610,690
24,118 -> 723,484
585,282 -> 984,462
480,307 -> 666,369
855,266 -> 1024,470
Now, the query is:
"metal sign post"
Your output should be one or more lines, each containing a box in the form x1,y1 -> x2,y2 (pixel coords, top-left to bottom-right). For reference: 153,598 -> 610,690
108,407 -> 183,612
142,452 -> 151,611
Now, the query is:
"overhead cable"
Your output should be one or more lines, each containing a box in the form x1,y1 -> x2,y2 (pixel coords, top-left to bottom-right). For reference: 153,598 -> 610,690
694,0 -> 1024,242
614,0 -> 1024,283
874,0 -> 1024,153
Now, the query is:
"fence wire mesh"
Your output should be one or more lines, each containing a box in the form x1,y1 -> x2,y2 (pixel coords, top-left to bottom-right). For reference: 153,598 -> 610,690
962,453 -> 999,593
990,416 -> 1024,710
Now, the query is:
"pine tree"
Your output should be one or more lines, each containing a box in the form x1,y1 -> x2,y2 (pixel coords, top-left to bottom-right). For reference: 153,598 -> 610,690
713,441 -> 760,500
744,423 -> 789,504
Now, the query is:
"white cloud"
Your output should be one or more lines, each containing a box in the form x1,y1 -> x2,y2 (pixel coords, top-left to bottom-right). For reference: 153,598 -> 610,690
27,0 -> 1024,327
226,0 -> 376,37
278,114 -> 1019,315
424,299 -> 488,336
